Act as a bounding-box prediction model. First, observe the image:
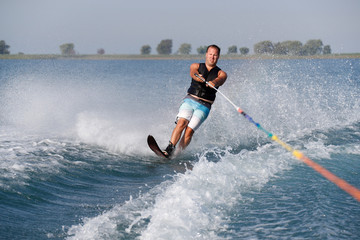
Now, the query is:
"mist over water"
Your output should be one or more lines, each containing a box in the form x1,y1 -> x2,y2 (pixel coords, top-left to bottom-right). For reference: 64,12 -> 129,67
1,59 -> 359,151
0,59 -> 359,239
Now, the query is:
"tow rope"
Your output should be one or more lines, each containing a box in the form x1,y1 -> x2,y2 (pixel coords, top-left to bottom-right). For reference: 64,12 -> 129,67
195,73 -> 360,202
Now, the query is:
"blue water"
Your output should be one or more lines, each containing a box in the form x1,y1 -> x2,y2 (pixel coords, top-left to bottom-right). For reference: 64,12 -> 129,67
0,58 -> 359,239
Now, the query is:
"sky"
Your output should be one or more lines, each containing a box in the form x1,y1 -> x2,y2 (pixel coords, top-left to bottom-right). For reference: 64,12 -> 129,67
1,0 -> 360,54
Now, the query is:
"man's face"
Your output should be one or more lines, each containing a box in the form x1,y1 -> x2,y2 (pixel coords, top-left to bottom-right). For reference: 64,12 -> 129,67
205,47 -> 220,67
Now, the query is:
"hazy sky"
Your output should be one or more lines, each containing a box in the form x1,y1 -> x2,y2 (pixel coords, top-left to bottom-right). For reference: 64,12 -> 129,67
1,0 -> 360,54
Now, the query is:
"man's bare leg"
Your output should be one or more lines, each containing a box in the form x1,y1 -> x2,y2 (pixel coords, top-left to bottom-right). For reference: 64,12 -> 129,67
170,118 -> 189,146
163,118 -> 189,157
179,127 -> 194,150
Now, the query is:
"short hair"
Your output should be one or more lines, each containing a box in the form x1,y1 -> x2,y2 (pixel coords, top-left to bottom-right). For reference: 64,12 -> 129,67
206,44 -> 221,55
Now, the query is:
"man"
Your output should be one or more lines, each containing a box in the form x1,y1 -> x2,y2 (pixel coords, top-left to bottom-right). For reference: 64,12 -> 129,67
163,44 -> 227,157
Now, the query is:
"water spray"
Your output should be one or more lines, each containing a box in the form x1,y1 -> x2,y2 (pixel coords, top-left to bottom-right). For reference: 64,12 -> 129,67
195,73 -> 360,202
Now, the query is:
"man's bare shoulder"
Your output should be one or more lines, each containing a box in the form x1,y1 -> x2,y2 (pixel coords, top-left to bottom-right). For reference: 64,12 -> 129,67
190,63 -> 200,69
219,69 -> 227,79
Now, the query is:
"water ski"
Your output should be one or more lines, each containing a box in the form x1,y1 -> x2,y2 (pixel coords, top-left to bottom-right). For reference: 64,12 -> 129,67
147,135 -> 168,159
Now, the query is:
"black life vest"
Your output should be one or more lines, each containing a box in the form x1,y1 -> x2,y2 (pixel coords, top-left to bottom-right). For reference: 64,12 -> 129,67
187,63 -> 221,101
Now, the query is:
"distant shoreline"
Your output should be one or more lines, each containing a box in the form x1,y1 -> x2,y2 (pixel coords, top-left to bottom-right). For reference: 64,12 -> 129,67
1,53 -> 360,60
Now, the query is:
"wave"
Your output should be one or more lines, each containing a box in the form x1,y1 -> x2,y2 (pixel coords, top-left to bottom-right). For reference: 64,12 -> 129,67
66,143 -> 293,239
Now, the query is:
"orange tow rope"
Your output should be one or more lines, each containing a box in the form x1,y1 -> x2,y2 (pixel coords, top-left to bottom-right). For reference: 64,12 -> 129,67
195,74 -> 360,202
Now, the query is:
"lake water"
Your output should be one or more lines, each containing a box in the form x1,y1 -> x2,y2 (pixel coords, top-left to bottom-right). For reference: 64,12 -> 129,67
0,58 -> 359,239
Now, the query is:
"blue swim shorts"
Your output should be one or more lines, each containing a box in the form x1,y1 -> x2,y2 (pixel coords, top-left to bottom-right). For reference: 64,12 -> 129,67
176,96 -> 211,131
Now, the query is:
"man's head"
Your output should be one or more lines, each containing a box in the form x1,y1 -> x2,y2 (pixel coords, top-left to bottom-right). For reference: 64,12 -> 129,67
206,45 -> 221,55
206,45 -> 221,67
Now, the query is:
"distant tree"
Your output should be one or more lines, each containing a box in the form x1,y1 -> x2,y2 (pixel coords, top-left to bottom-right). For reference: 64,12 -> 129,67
281,40 -> 303,56
156,39 -> 172,55
197,46 -> 207,54
0,40 -> 10,54
303,39 -> 323,55
254,41 -> 274,54
60,43 -> 75,55
323,45 -> 331,55
227,45 -> 237,54
178,43 -> 192,55
273,42 -> 288,55
97,48 -> 105,55
141,45 -> 151,55
239,47 -> 249,55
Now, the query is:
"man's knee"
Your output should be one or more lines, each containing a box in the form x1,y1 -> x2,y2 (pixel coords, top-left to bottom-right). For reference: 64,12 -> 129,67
176,117 -> 189,129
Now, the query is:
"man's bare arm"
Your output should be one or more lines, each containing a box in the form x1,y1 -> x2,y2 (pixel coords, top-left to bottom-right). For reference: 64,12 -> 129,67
209,70 -> 227,87
189,63 -> 202,82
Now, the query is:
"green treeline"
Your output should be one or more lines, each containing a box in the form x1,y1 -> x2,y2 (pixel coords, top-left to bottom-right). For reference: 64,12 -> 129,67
0,39 -> 333,56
